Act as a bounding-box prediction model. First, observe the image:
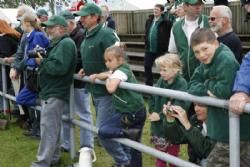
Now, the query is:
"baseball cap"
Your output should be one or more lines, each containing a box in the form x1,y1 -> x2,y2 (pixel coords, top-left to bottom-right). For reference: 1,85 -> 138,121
36,9 -> 48,17
183,0 -> 204,5
59,10 -> 75,20
41,15 -> 67,27
74,3 -> 102,17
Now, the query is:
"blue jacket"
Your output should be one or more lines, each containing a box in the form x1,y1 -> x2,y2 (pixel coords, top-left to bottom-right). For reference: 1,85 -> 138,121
25,30 -> 49,67
233,51 -> 250,94
16,30 -> 49,106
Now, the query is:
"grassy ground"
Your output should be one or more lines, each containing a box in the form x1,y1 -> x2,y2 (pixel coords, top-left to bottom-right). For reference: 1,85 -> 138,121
0,112 -> 188,167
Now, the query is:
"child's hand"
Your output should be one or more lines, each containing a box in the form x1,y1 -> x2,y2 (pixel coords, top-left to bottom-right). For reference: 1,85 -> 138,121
89,74 -> 97,83
78,68 -> 85,78
148,112 -> 160,122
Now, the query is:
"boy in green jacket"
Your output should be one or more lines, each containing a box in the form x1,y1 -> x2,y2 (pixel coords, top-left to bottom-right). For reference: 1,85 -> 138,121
188,28 -> 250,167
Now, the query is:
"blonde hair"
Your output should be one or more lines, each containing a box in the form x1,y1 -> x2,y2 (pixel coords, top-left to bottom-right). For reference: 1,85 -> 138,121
21,13 -> 42,31
104,42 -> 126,60
155,53 -> 182,74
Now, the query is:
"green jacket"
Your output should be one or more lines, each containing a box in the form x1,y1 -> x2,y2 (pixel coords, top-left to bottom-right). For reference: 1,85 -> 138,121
149,74 -> 190,139
182,116 -> 215,163
188,44 -> 240,143
112,64 -> 144,113
172,15 -> 209,81
80,24 -> 118,96
38,35 -> 76,102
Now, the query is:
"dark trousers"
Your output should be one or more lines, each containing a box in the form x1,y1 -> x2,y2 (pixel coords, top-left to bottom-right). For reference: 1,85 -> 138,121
28,108 -> 40,136
144,52 -> 159,86
99,107 -> 146,167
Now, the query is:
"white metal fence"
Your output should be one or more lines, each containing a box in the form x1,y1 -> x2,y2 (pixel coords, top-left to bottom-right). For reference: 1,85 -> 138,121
1,60 -> 250,167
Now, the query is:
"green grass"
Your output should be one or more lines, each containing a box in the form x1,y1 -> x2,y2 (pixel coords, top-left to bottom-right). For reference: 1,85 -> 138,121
0,113 -> 188,167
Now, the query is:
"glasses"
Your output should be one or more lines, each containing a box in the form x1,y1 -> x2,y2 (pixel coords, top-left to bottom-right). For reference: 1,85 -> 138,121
208,17 -> 224,21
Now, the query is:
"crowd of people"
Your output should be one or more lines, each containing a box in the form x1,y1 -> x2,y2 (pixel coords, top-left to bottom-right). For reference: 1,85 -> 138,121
0,1 -> 250,167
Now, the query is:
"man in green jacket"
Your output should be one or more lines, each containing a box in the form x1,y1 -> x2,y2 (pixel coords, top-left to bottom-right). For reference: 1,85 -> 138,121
189,28 -> 250,167
31,15 -> 76,167
74,3 -> 132,167
168,0 -> 209,81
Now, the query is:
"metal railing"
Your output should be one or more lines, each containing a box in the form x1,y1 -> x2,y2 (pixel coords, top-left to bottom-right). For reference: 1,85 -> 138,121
1,60 -> 250,167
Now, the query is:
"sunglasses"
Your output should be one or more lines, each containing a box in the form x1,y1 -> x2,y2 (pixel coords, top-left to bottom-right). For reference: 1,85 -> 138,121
208,17 -> 224,21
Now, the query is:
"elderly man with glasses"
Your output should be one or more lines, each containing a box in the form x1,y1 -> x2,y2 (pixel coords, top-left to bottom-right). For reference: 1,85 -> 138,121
209,5 -> 243,63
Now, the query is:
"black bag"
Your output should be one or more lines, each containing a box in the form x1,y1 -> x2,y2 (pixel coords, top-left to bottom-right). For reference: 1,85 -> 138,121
26,69 -> 39,92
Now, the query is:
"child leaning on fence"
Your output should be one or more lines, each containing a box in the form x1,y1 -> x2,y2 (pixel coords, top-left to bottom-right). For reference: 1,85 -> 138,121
148,53 -> 190,167
187,28 -> 250,167
89,42 -> 146,167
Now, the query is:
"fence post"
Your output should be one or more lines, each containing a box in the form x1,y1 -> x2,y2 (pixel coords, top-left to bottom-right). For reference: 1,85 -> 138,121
69,83 -> 76,159
1,64 -> 8,114
229,111 -> 240,167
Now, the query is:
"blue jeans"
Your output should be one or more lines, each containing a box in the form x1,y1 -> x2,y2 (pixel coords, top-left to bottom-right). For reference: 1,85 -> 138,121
61,88 -> 93,149
99,107 -> 146,167
92,95 -> 130,166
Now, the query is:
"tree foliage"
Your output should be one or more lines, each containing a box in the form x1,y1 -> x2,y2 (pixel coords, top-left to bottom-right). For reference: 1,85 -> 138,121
0,0 -> 55,14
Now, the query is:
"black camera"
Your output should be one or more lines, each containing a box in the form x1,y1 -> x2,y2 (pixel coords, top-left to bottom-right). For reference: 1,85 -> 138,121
27,46 -> 46,58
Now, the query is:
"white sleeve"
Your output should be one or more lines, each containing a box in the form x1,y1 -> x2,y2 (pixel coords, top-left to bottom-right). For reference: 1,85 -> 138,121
168,28 -> 177,53
109,70 -> 128,82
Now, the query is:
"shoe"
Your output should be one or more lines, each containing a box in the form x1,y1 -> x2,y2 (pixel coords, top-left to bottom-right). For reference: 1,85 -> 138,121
112,163 -> 130,167
50,159 -> 61,167
79,147 -> 96,167
23,130 -> 40,139
23,130 -> 35,136
60,146 -> 69,152
122,128 -> 140,141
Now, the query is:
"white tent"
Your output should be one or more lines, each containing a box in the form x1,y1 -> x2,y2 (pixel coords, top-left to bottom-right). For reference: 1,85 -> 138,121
0,8 -> 19,27
98,0 -> 166,11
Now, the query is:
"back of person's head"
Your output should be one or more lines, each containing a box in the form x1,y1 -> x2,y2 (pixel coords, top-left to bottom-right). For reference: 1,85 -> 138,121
101,5 -> 110,17
190,28 -> 217,47
155,53 -> 183,74
155,4 -> 165,12
104,42 -> 127,60
21,13 -> 42,31
59,10 -> 76,33
17,4 -> 35,20
0,19 -> 21,39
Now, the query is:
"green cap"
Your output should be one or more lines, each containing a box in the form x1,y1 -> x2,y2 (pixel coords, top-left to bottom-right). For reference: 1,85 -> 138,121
59,10 -> 75,20
74,3 -> 102,17
36,9 -> 48,17
41,15 -> 67,27
183,0 -> 204,5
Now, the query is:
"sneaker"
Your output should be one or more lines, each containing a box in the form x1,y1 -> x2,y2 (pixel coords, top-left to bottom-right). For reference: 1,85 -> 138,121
78,147 -> 96,167
112,163 -> 130,167
50,159 -> 61,167
60,146 -> 69,153
23,130 -> 40,139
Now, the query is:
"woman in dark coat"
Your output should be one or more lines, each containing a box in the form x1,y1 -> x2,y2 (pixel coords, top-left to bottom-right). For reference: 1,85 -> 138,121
0,19 -> 21,112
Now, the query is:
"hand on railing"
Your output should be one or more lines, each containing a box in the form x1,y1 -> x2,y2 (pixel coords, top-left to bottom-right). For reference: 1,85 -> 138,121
3,57 -> 14,64
229,92 -> 250,114
78,68 -> 85,78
